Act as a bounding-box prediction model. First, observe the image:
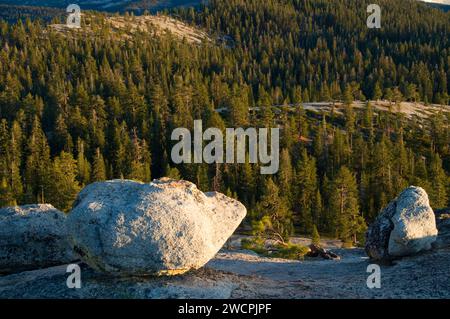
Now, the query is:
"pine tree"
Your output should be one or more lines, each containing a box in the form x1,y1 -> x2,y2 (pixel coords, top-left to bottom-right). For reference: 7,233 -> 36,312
373,82 -> 382,101
343,84 -> 353,107
237,158 -> 256,208
129,131 -> 151,182
384,87 -> 394,108
24,116 -> 51,204
195,164 -> 209,191
313,116 -> 328,173
258,87 -> 273,128
412,155 -> 430,191
329,166 -> 366,245
392,87 -> 403,111
255,178 -> 293,242
229,84 -> 249,127
0,121 -> 10,184
311,224 -> 320,246
0,120 -> 22,206
406,83 -> 419,103
171,76 -> 193,129
428,152 -> 448,209
330,129 -> 350,174
280,107 -> 296,149
392,131 -> 409,195
313,189 -> 324,230
371,135 -> 394,209
150,83 -> 169,177
10,120 -> 23,202
364,101 -> 374,137
47,151 -> 81,212
277,149 -> 293,204
295,104 -> 309,139
344,104 -> 356,142
76,139 -> 91,186
294,150 -> 318,234
92,148 -> 107,182
54,114 -> 73,153
0,177 -> 15,207
165,164 -> 181,180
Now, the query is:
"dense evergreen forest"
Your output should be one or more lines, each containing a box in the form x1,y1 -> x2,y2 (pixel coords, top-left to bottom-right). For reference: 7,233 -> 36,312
0,0 -> 449,244
0,5 -> 64,23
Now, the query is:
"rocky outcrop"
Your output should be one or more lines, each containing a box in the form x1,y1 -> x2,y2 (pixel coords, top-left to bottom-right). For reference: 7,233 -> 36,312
0,262 -> 237,299
365,186 -> 437,260
0,204 -> 75,274
0,260 -> 308,299
3,246 -> 450,298
67,178 -> 247,276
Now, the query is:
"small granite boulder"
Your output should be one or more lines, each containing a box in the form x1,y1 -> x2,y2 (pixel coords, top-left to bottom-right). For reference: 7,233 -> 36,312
0,204 -> 75,274
67,178 -> 247,276
434,208 -> 450,249
365,186 -> 438,260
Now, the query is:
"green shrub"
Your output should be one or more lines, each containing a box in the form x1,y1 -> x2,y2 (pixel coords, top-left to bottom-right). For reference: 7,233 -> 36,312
241,238 -> 309,260
270,243 -> 310,260
240,238 -> 266,255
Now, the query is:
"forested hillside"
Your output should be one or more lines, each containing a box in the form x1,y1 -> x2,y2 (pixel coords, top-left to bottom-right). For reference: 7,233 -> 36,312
0,0 -> 449,244
0,5 -> 64,23
0,1 -> 203,13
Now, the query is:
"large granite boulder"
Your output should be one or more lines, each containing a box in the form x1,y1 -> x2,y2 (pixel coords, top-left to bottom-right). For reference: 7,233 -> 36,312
66,178 -> 247,276
365,186 -> 438,260
0,204 -> 75,274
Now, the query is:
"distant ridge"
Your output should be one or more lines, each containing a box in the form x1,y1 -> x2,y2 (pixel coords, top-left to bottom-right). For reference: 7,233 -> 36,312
0,1 -> 204,13
420,0 -> 450,11
429,4 -> 450,11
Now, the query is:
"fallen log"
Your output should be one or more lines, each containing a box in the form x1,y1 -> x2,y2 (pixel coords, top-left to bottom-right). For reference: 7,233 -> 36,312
307,244 -> 340,260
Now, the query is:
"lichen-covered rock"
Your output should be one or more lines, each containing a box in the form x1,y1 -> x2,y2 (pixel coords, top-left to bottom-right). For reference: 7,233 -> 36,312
366,186 -> 438,260
66,178 -> 247,276
0,204 -> 75,274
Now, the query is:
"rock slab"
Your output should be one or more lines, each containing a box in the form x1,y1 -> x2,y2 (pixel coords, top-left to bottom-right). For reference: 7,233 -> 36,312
365,186 -> 437,260
67,178 -> 247,276
0,204 -> 74,274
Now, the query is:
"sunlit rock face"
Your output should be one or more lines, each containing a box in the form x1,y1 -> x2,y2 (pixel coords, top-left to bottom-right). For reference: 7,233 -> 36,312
366,186 -> 437,260
67,178 -> 247,276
